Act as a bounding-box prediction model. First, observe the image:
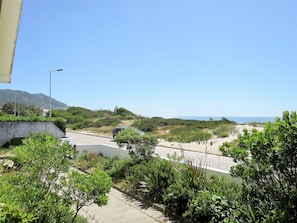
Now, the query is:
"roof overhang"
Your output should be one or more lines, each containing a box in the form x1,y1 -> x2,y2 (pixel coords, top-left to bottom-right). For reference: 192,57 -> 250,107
0,0 -> 23,83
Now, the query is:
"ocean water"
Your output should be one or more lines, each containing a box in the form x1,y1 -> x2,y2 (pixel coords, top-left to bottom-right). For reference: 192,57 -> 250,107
179,116 -> 276,124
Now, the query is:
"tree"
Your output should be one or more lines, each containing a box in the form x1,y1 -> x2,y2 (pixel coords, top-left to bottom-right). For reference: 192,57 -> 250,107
115,128 -> 158,162
220,111 -> 297,222
61,169 -> 112,223
1,102 -> 15,114
0,133 -> 78,222
1,102 -> 42,116
0,133 -> 112,222
13,133 -> 76,191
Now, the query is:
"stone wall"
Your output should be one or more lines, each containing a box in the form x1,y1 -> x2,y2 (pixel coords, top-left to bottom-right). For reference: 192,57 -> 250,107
0,122 -> 65,146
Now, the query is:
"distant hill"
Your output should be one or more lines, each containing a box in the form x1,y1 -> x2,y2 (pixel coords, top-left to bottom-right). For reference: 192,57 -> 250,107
0,89 -> 68,109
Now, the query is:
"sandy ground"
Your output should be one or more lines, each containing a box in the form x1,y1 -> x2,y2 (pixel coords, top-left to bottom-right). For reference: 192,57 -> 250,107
157,124 -> 263,155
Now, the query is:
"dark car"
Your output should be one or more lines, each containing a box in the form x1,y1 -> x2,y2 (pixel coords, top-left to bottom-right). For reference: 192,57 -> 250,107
112,126 -> 145,138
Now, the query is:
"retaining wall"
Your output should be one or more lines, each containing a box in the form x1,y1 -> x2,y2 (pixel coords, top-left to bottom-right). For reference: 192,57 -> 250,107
0,122 -> 65,146
75,144 -> 129,159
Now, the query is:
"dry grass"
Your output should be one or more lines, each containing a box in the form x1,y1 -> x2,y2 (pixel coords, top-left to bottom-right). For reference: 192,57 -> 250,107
155,125 -> 181,138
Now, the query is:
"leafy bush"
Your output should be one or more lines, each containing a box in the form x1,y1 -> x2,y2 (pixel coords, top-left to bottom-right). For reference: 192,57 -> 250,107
182,176 -> 241,223
165,126 -> 212,143
132,118 -> 158,132
94,117 -> 121,127
70,120 -> 93,130
64,107 -> 97,119
129,158 -> 178,203
60,169 -> 112,222
163,161 -> 209,217
0,133 -> 112,223
53,106 -> 139,130
220,111 -> 297,222
74,150 -> 101,170
0,199 -> 37,223
72,147 -> 243,222
183,190 -> 230,222
1,102 -> 43,116
213,125 -> 236,138
101,156 -> 133,181
95,109 -> 113,117
115,128 -> 158,162
52,117 -> 67,133
114,107 -> 137,118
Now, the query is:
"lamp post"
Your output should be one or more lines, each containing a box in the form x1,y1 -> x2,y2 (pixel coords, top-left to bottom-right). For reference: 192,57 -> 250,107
49,68 -> 63,117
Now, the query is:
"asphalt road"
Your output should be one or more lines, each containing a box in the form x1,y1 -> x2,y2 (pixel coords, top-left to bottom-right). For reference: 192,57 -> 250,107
66,132 -> 235,173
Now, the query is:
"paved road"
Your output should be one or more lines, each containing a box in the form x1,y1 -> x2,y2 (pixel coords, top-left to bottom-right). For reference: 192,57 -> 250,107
66,132 -> 235,173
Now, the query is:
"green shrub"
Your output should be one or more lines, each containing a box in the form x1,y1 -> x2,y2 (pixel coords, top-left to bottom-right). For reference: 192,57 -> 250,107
164,176 -> 195,217
70,120 -> 93,130
113,107 -> 136,117
74,150 -> 102,170
0,200 -> 37,223
137,158 -> 178,203
213,125 -> 236,138
52,117 -> 67,133
66,115 -> 85,124
94,117 -> 121,127
1,102 -> 43,117
115,128 -> 158,163
182,176 -> 242,223
220,111 -> 297,222
164,126 -> 212,143
102,156 -> 132,181
125,161 -> 146,191
183,190 -> 230,223
132,119 -> 158,132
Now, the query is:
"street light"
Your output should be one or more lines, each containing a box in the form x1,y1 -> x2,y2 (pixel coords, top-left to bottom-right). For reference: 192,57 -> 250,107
49,68 -> 63,117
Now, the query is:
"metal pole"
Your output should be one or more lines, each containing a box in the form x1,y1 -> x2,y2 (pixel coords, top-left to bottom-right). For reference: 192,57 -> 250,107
49,71 -> 52,117
49,69 -> 63,118
14,91 -> 16,116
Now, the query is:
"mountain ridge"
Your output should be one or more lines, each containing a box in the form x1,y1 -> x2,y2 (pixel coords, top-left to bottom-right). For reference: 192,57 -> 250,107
0,89 -> 68,109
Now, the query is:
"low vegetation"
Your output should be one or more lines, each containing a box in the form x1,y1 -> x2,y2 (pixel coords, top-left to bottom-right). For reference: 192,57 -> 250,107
1,111 -> 296,222
0,133 -> 112,223
53,106 -> 238,143
73,111 -> 296,222
114,128 -> 158,163
220,111 -> 297,222
1,103 -> 239,143
1,102 -> 43,117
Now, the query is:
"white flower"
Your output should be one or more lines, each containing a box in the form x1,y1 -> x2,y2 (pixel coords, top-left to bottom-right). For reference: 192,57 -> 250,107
3,160 -> 14,168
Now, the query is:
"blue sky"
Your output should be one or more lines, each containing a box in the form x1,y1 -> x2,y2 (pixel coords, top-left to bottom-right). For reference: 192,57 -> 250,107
2,0 -> 297,118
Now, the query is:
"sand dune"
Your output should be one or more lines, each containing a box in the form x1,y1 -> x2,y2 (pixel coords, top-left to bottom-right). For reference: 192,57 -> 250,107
158,124 -> 263,155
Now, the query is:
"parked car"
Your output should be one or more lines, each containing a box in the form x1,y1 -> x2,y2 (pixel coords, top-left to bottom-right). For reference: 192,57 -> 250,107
112,126 -> 145,138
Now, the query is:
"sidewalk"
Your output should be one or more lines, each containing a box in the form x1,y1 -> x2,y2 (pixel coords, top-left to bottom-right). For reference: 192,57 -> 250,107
78,187 -> 173,223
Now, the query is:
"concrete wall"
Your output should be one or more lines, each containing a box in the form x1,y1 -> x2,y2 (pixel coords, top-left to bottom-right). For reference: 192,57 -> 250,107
76,144 -> 129,159
0,122 -> 65,146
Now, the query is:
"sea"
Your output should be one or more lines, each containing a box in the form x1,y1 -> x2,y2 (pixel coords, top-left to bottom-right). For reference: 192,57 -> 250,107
179,116 -> 276,124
